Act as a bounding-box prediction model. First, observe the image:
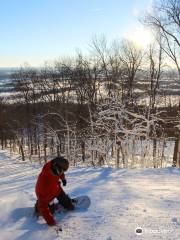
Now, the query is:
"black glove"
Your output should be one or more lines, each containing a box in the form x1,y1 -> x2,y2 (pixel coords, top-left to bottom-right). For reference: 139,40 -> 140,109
53,224 -> 62,232
62,179 -> 67,186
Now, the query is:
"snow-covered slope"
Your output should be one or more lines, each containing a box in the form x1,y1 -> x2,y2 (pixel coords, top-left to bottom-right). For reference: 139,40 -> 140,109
0,150 -> 180,240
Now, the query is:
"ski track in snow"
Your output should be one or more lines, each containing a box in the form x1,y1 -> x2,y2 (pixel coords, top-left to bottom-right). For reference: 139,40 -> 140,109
0,150 -> 180,240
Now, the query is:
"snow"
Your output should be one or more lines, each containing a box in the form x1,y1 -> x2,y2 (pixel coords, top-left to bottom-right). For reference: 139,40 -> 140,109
0,150 -> 180,240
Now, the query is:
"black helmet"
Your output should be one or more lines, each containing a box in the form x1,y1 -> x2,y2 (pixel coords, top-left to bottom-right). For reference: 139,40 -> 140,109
51,156 -> 69,176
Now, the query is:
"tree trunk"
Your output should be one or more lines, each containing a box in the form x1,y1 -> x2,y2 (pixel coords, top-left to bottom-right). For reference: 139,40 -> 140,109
153,139 -> 157,168
173,136 -> 180,167
81,141 -> 85,162
116,147 -> 120,168
19,144 -> 25,161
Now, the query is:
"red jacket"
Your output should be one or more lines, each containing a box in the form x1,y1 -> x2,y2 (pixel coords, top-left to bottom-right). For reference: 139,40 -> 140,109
35,161 -> 65,225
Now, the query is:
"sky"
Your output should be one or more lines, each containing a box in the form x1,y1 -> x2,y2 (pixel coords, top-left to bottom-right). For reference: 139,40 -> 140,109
0,0 -> 153,68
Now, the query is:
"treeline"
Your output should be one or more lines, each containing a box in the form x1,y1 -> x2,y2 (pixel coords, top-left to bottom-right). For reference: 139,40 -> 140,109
0,0 -> 180,167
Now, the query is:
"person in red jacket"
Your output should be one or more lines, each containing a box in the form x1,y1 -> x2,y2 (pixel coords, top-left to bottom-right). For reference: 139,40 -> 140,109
35,156 -> 74,226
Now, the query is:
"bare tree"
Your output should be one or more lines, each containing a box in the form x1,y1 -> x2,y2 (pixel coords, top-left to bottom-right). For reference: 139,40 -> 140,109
146,40 -> 163,110
90,36 -> 114,98
120,39 -> 143,104
144,0 -> 180,167
144,0 -> 180,77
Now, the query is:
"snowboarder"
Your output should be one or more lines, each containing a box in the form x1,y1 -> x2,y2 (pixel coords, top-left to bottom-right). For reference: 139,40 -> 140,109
35,156 -> 74,227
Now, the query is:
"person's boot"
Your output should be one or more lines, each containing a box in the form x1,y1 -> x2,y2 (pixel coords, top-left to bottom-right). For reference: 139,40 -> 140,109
48,203 -> 55,214
57,191 -> 75,210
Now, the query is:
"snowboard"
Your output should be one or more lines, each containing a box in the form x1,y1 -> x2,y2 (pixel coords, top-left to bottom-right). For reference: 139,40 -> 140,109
55,195 -> 91,213
72,195 -> 91,209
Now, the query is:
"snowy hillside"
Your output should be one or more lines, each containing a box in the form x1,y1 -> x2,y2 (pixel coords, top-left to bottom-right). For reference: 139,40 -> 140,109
0,150 -> 180,240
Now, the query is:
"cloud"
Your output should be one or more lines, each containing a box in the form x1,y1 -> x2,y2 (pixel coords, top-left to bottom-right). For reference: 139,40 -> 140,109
132,0 -> 154,17
123,24 -> 154,49
133,7 -> 140,17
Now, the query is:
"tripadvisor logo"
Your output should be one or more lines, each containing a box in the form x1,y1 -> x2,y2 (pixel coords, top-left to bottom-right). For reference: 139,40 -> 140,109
135,227 -> 143,235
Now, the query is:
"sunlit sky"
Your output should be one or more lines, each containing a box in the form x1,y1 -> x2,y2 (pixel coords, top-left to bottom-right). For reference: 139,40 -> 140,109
0,0 -> 153,67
